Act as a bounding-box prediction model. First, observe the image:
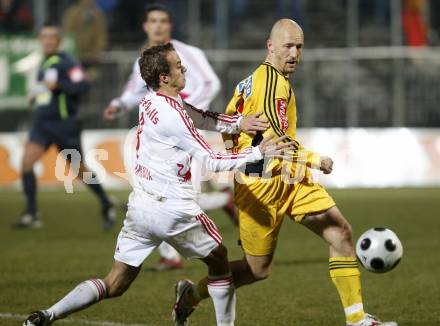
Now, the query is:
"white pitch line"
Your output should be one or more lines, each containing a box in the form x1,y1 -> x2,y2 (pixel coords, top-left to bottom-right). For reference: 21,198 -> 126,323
0,312 -> 153,326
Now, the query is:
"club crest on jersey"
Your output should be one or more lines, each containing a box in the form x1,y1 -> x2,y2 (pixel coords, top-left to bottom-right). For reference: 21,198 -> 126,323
177,157 -> 192,182
237,75 -> 252,100
277,99 -> 288,132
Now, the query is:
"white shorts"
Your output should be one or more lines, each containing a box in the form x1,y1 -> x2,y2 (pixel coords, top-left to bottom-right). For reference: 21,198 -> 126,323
114,188 -> 222,267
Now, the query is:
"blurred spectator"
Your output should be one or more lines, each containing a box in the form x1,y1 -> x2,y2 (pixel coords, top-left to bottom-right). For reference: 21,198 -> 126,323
0,0 -> 32,32
62,0 -> 107,69
402,0 -> 428,46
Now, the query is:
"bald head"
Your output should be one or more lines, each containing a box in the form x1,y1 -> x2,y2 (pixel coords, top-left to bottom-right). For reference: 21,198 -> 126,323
266,19 -> 304,76
269,19 -> 303,41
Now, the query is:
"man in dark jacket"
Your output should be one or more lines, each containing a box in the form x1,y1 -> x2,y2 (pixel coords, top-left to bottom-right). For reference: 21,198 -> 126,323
13,22 -> 116,230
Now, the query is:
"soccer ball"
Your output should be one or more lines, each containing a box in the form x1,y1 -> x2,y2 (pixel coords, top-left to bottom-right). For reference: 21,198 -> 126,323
356,228 -> 403,273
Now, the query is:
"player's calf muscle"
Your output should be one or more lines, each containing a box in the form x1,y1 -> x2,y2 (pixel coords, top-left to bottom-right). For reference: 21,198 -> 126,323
103,262 -> 140,298
104,279 -> 128,298
325,209 -> 355,256
323,221 -> 355,256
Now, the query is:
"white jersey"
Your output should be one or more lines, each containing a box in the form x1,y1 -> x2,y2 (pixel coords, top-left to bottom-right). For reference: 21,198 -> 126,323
111,39 -> 220,112
133,92 -> 262,200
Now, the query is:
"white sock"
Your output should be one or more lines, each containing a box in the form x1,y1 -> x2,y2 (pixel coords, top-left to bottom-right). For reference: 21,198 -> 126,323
197,192 -> 230,211
158,242 -> 181,261
47,279 -> 106,320
207,273 -> 236,326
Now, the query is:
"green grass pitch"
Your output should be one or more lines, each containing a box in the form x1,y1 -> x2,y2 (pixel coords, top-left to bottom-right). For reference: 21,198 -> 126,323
1,188 -> 439,326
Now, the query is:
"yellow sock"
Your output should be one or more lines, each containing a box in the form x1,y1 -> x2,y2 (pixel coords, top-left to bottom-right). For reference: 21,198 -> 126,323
329,257 -> 365,324
186,277 -> 209,306
197,277 -> 209,299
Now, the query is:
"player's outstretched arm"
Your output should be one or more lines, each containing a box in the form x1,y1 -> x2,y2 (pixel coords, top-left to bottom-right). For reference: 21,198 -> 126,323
262,92 -> 329,170
172,111 -> 294,173
284,148 -> 333,174
184,102 -> 268,135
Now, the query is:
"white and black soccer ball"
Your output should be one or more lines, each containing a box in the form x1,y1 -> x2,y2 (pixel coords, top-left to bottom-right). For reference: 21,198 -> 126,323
356,228 -> 403,273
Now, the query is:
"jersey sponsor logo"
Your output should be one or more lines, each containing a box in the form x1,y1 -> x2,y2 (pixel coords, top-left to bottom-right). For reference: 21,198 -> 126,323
68,66 -> 85,83
142,99 -> 159,124
134,163 -> 153,180
277,99 -> 288,132
237,75 -> 252,100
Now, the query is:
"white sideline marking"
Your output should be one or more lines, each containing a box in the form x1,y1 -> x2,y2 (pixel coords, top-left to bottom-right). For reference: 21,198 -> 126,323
0,312 -> 152,326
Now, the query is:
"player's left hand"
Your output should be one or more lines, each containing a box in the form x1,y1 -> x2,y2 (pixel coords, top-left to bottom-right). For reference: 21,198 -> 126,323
103,105 -> 121,121
239,112 -> 269,135
258,135 -> 297,160
320,156 -> 333,174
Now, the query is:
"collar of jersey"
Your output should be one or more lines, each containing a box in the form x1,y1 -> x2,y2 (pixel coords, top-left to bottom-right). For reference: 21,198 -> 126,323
262,61 -> 289,79
156,92 -> 183,108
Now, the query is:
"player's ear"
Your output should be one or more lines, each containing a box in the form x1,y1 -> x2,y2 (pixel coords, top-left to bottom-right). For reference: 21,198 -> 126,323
159,73 -> 168,85
267,39 -> 274,53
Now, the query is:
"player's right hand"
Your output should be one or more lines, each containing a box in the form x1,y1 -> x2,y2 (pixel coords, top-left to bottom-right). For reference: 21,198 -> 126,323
103,105 -> 120,121
258,135 -> 296,159
320,156 -> 333,174
239,112 -> 269,135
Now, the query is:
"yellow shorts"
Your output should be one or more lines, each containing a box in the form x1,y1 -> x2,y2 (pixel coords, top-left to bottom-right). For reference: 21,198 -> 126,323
234,174 -> 335,256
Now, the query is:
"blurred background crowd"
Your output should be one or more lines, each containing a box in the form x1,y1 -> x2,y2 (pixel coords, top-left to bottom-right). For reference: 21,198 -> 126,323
1,0 -> 440,132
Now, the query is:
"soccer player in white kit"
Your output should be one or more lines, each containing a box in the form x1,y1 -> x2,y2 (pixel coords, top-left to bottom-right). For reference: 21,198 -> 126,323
23,43 -> 294,326
103,4 -> 235,270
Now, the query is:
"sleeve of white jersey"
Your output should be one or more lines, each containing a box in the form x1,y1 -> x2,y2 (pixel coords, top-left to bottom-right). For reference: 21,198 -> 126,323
109,59 -> 148,111
182,46 -> 221,111
169,108 -> 262,172
183,101 -> 241,134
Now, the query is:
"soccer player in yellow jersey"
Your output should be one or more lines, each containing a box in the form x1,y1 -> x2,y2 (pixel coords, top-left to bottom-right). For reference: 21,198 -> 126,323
173,19 -> 398,326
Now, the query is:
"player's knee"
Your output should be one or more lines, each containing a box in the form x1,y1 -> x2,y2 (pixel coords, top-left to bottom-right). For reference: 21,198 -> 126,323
339,221 -> 353,243
204,244 -> 229,270
209,244 -> 228,264
21,155 -> 34,172
250,264 -> 272,281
